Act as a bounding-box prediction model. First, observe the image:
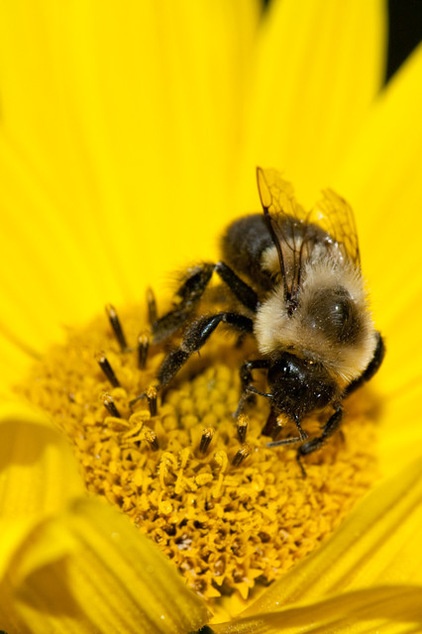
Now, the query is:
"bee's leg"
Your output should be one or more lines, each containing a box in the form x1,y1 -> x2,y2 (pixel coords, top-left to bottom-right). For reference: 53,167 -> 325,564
239,359 -> 270,391
296,406 -> 343,475
261,407 -> 279,437
344,332 -> 385,397
152,261 -> 258,343
137,331 -> 150,370
214,262 -> 259,312
235,359 -> 271,415
157,312 -> 254,387
152,263 -> 215,342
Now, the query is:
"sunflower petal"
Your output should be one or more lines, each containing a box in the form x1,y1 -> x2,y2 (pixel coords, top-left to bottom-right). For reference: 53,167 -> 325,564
0,328 -> 39,398
0,408 -> 84,517
335,44 -> 422,302
0,407 -> 84,580
0,136 -> 115,352
333,46 -> 422,475
239,0 -> 387,207
0,0 -> 261,360
214,585 -> 422,633
1,497 -> 209,634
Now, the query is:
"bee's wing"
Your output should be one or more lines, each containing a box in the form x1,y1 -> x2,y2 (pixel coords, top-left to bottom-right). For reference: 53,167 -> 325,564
310,188 -> 361,267
256,167 -> 319,307
256,168 -> 361,307
256,166 -> 303,218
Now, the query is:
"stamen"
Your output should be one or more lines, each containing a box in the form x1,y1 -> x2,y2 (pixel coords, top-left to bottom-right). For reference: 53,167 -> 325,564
146,287 -> 158,325
236,414 -> 249,443
96,353 -> 121,388
105,303 -> 128,352
146,385 -> 158,416
103,393 -> 121,418
137,332 -> 150,370
130,386 -> 158,412
144,427 -> 159,451
199,427 -> 215,454
231,444 -> 251,467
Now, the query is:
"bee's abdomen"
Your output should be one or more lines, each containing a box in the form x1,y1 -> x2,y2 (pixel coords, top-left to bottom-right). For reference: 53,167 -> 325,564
221,214 -> 274,291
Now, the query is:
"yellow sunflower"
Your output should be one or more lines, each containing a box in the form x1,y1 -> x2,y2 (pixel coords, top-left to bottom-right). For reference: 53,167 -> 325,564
1,1 -> 422,632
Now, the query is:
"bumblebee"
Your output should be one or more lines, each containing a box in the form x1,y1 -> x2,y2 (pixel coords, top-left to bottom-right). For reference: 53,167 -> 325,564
150,168 -> 385,464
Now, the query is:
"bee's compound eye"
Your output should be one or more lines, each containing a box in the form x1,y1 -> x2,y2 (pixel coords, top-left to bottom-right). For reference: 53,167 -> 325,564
306,286 -> 361,344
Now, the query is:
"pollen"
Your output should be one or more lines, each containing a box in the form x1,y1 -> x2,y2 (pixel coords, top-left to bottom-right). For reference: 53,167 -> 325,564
19,304 -> 379,606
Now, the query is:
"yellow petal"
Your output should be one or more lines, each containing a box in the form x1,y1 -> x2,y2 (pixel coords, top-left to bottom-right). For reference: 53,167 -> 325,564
215,585 -> 422,633
0,406 -> 84,521
0,327 -> 38,399
239,0 -> 387,208
330,47 -> 422,475
0,136 -> 122,350
0,0 -> 259,298
377,381 -> 422,477
335,45 -> 422,312
0,1 -> 260,363
1,497 -> 209,634
0,407 -> 84,574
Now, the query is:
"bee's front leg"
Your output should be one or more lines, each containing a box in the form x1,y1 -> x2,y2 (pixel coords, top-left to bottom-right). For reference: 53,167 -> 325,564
234,359 -> 271,415
296,406 -> 343,476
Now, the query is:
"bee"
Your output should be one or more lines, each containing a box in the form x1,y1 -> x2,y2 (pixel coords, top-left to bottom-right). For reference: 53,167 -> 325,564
149,168 -> 385,468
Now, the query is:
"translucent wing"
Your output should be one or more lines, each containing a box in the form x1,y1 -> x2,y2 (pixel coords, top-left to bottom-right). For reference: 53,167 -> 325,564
311,188 -> 360,267
256,167 -> 360,311
256,167 -> 303,218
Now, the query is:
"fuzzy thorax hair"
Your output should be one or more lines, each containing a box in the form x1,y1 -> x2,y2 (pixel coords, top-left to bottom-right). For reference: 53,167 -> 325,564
254,256 -> 377,385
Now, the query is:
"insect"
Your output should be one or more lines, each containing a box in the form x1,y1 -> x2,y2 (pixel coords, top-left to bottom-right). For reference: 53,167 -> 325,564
149,168 -> 385,468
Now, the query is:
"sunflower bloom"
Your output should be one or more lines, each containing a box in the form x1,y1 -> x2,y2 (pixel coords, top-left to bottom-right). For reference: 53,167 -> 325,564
1,1 -> 422,633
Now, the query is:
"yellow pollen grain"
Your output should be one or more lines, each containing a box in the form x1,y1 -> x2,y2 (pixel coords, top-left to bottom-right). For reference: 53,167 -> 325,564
18,305 -> 379,606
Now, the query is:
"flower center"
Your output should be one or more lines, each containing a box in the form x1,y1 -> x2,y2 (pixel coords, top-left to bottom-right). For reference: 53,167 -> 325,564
19,303 -> 378,606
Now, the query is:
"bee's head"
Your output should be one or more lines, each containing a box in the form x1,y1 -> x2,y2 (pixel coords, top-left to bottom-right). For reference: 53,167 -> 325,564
267,352 -> 338,420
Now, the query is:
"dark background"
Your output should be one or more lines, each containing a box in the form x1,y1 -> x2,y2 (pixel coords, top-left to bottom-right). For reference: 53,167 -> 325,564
386,0 -> 422,80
